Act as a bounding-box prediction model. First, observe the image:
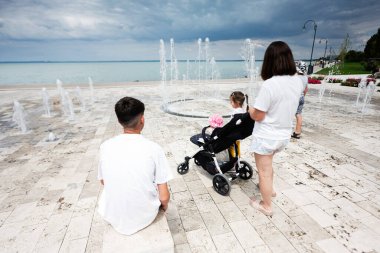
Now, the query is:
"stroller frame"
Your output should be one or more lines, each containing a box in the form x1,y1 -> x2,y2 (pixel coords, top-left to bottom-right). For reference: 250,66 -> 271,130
177,126 -> 253,196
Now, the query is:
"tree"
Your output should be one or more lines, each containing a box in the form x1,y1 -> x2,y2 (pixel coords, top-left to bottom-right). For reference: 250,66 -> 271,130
364,28 -> 380,59
345,50 -> 364,62
363,28 -> 380,73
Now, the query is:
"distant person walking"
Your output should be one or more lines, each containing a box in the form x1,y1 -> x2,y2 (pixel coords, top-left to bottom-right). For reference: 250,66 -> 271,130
97,97 -> 172,235
249,41 -> 303,216
292,61 -> 309,139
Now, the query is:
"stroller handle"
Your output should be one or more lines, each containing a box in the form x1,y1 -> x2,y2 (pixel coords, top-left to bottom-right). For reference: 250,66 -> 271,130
201,125 -> 211,142
201,126 -> 219,153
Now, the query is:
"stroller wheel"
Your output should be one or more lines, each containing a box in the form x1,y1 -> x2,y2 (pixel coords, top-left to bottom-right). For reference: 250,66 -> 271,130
177,162 -> 189,175
212,174 -> 231,196
237,161 -> 253,180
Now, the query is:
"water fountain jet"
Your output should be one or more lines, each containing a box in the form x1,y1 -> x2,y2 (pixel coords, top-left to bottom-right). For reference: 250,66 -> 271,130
47,131 -> 58,142
60,89 -> 75,121
355,79 -> 366,107
56,79 -> 64,102
42,88 -> 51,117
88,77 -> 95,104
197,38 -> 202,82
241,39 -> 257,100
205,37 -> 210,80
361,81 -> 376,113
159,37 -> 250,118
75,86 -> 86,112
159,39 -> 168,108
12,100 -> 28,133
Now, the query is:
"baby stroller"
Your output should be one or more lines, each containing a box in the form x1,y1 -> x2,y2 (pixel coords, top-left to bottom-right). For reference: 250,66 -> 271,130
177,112 -> 255,195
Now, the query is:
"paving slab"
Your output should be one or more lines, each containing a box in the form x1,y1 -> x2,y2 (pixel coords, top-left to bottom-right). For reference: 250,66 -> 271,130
0,80 -> 379,252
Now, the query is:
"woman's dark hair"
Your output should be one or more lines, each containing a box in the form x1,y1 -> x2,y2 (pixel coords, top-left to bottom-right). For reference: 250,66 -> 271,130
230,91 -> 249,111
115,97 -> 145,128
261,41 -> 297,80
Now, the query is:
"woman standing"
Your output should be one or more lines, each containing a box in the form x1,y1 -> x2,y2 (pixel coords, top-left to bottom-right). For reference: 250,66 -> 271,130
249,41 -> 303,216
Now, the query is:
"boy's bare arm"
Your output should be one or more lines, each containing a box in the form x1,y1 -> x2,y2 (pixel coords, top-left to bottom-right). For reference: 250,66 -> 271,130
157,183 -> 170,211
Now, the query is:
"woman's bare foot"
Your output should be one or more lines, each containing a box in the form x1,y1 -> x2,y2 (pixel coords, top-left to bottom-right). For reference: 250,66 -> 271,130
249,197 -> 273,216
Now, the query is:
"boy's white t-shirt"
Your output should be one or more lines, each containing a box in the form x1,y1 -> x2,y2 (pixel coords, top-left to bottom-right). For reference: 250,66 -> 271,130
97,134 -> 172,235
298,75 -> 308,96
253,75 -> 303,140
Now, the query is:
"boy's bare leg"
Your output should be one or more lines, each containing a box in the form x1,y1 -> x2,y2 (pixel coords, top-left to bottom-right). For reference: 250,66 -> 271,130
295,114 -> 302,134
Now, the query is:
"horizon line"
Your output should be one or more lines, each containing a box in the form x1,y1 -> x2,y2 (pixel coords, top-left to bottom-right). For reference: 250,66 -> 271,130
0,59 -> 316,63
0,60 -> 249,63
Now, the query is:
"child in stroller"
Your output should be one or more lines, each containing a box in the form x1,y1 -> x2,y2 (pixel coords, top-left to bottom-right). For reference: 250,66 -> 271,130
177,112 -> 255,195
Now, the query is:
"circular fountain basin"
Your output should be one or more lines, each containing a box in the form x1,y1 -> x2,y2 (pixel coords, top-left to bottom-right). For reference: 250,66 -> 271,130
164,98 -> 232,118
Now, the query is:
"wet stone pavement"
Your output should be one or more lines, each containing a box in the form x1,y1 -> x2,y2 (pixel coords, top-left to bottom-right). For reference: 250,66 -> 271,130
0,80 -> 379,253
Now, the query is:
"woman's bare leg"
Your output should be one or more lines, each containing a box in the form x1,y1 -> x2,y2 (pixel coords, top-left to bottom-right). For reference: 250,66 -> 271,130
254,153 -> 274,211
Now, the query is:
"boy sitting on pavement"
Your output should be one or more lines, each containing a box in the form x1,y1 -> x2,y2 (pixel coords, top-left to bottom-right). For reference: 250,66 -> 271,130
97,96 -> 172,235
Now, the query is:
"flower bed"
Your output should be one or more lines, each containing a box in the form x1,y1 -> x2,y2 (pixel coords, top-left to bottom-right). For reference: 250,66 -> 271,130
308,77 -> 321,84
327,78 -> 343,83
341,79 -> 359,87
367,77 -> 376,84
340,78 -> 375,87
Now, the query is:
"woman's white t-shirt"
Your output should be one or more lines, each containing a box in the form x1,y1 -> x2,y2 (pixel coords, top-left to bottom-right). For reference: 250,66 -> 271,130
97,134 -> 172,235
253,75 -> 303,140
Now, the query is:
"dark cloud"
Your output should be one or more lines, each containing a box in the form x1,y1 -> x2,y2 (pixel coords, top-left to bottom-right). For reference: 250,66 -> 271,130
0,0 -> 379,60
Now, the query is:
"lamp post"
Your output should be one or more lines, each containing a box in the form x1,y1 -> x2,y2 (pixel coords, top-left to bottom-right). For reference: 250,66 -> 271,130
303,20 -> 317,74
319,38 -> 328,68
329,46 -> 333,63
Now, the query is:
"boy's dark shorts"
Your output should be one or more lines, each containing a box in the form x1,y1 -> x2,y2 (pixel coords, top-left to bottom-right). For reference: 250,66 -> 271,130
296,96 -> 305,115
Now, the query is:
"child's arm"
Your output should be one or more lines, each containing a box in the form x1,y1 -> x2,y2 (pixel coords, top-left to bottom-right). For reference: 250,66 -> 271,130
249,107 -> 266,122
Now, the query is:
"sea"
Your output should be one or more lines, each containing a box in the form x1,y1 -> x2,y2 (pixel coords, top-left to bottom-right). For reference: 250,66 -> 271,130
0,61 -> 263,86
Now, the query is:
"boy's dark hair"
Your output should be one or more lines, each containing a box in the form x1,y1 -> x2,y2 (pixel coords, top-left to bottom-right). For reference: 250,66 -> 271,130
261,41 -> 297,80
230,91 -> 249,111
115,97 -> 145,128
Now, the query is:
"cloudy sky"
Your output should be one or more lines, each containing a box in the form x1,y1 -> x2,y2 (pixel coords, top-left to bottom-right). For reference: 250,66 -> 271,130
0,0 -> 379,61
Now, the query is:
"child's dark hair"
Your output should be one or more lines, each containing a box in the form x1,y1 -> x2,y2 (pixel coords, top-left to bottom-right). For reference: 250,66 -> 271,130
230,91 -> 249,111
261,41 -> 297,80
115,97 -> 145,128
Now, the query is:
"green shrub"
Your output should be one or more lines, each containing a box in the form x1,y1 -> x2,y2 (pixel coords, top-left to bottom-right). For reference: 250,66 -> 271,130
310,75 -> 325,80
327,78 -> 343,83
341,78 -> 360,87
362,60 -> 380,73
